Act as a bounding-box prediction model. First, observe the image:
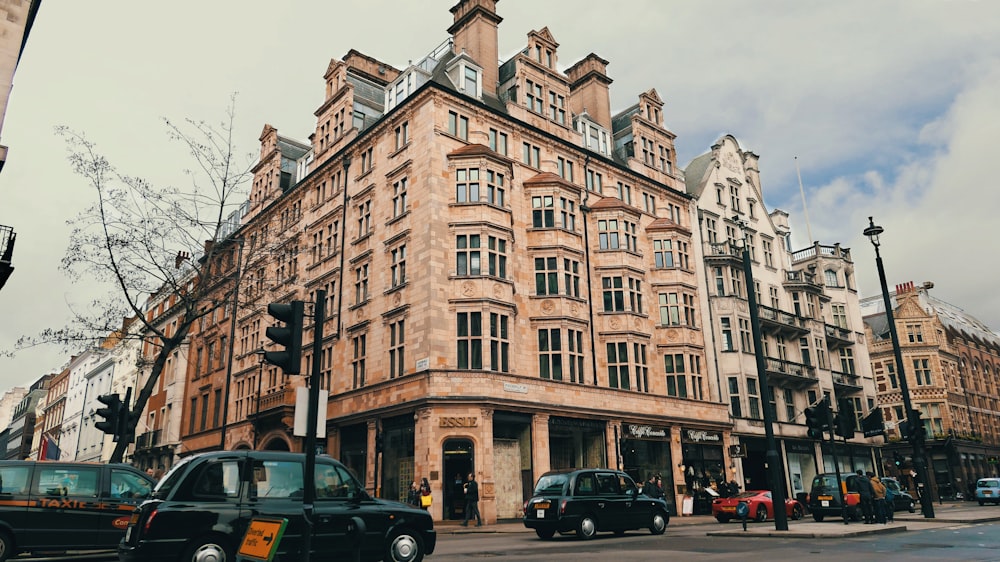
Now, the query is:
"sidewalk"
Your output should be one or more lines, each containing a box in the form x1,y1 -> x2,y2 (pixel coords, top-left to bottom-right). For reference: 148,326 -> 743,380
436,501 -> 1000,537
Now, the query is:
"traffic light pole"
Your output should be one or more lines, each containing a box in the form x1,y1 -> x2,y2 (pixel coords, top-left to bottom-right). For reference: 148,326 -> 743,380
739,224 -> 788,531
826,404 -> 848,525
301,289 -> 325,562
868,220 -> 934,518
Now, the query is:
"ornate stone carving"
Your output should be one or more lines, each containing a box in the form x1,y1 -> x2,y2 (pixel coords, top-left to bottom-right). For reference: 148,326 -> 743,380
462,281 -> 475,296
609,317 -> 621,330
541,300 -> 555,314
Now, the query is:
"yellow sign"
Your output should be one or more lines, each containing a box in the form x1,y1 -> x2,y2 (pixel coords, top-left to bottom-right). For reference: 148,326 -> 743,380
238,518 -> 287,562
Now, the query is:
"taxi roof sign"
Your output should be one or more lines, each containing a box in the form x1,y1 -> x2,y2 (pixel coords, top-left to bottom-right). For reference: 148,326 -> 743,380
237,517 -> 287,562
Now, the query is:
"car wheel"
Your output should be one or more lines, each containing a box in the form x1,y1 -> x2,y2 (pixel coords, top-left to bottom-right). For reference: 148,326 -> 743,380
183,535 -> 234,562
649,511 -> 667,535
791,504 -> 804,520
715,515 -> 731,523
812,513 -> 825,522
0,530 -> 14,562
755,505 -> 768,522
576,515 -> 597,540
385,528 -> 425,562
535,529 -> 555,540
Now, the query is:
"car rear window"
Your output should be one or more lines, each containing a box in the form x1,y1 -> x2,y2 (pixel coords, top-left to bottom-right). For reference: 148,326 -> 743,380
811,475 -> 839,489
978,479 -> 1000,488
534,474 -> 568,495
0,465 -> 31,494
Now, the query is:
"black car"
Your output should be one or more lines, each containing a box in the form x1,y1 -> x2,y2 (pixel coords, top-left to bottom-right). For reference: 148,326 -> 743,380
0,460 -> 154,561
806,473 -> 861,522
522,468 -> 670,540
117,451 -> 435,562
881,477 -> 916,512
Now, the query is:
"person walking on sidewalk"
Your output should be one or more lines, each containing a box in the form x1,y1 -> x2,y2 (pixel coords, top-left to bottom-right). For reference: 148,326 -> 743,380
853,469 -> 875,523
869,472 -> 887,524
461,472 -> 482,527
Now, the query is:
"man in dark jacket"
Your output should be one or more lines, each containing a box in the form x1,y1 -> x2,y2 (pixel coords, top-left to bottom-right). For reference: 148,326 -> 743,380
461,472 -> 482,527
853,469 -> 875,523
644,474 -> 663,498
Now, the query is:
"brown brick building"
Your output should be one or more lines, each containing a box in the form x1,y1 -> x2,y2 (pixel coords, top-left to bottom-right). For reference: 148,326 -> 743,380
179,0 -> 731,522
864,281 -> 1000,499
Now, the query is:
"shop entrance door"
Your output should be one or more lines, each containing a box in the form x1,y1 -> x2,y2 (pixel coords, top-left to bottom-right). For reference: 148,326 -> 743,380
443,438 -> 474,520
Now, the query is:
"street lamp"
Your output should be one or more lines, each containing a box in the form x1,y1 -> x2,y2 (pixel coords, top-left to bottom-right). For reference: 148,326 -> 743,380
863,217 -> 935,518
253,347 -> 266,449
734,216 -> 788,531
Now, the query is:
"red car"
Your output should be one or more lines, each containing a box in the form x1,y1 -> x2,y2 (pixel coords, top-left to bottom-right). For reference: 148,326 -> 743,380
711,490 -> 804,523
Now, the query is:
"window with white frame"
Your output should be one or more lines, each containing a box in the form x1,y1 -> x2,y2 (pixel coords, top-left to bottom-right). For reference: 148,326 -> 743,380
525,80 -> 543,113
664,353 -> 686,398
839,348 -> 855,374
832,303 -> 848,329
907,324 -> 924,343
457,311 -> 483,370
538,327 -> 563,380
456,168 -> 480,203
486,170 -> 505,207
653,239 -> 674,268
534,256 -> 558,296
532,196 -> 554,227
390,244 -> 406,288
388,318 -> 405,379
747,378 -> 761,419
488,312 -> 510,372
728,377 -> 741,417
559,197 -> 576,231
721,317 -> 734,351
564,258 -> 581,298
351,333 -> 366,389
824,269 -> 838,287
392,177 -> 408,218
456,234 -> 481,276
913,358 -> 932,385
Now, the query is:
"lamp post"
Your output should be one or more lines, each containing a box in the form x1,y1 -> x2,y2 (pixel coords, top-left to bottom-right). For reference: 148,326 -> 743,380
734,216 -> 788,531
253,347 -> 266,449
863,217 -> 935,518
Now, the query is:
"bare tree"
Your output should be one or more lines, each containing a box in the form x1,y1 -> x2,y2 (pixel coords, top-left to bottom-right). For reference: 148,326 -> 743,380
22,95 -> 257,462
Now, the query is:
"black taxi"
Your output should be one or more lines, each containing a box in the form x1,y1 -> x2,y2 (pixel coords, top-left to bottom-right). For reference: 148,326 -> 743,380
523,468 -> 670,540
118,450 -> 435,562
0,460 -> 155,560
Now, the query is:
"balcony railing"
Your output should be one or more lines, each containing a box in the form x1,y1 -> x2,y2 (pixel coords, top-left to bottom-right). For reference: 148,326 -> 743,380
758,304 -> 810,336
831,370 -> 863,391
135,429 -> 161,450
824,323 -> 855,348
783,270 -> 825,293
704,241 -> 743,264
764,357 -> 817,388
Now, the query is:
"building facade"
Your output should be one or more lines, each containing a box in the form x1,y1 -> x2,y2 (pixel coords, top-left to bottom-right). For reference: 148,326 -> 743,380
179,0 -> 732,522
685,135 -> 881,508
864,281 -> 1000,499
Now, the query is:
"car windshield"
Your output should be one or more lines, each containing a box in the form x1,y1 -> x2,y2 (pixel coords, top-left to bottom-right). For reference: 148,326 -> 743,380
153,456 -> 195,499
978,480 -> 1000,488
534,474 -> 568,495
735,491 -> 759,499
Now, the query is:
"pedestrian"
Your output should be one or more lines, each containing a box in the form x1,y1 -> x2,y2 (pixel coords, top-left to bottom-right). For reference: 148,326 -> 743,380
460,472 -> 482,527
644,474 -> 662,498
407,480 -> 421,507
853,469 -> 875,523
728,479 -> 741,498
419,477 -> 432,510
884,479 -> 896,522
656,474 -> 665,497
869,472 -> 887,524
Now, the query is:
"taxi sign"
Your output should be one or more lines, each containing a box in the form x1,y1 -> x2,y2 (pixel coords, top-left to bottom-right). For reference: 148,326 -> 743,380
238,517 -> 287,562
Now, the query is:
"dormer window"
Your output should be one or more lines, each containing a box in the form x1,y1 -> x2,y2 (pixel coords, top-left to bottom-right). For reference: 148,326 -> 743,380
446,55 -> 483,100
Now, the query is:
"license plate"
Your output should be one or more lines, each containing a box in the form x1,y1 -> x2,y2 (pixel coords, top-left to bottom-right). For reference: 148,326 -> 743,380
536,509 -> 545,518
818,495 -> 833,500
821,500 -> 829,507
722,506 -> 735,512
534,501 -> 550,509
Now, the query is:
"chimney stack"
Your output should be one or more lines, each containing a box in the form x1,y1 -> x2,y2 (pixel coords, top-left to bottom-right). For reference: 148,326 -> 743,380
448,0 -> 502,97
566,54 -> 613,132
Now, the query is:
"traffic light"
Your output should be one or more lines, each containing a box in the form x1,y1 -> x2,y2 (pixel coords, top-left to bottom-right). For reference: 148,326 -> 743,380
263,301 -> 305,375
835,398 -> 856,439
898,419 -> 911,441
804,398 -> 830,440
95,393 -> 122,435
909,410 -> 927,442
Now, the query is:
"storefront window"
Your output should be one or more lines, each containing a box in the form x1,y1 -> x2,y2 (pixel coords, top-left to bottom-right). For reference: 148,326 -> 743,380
680,429 -> 725,515
549,417 -> 606,470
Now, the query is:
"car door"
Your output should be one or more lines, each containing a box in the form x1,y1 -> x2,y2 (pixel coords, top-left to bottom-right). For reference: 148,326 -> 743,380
0,463 -> 32,547
594,472 -> 626,531
245,458 -> 307,558
617,473 -> 645,529
310,462 -> 354,559
99,467 -> 155,547
25,464 -> 102,549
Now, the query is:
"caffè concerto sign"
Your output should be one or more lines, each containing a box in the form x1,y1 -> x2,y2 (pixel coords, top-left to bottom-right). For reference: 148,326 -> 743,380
622,424 -> 669,441
681,428 -> 722,444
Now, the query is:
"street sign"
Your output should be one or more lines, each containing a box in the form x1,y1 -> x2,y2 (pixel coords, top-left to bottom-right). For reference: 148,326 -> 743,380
238,518 -> 287,562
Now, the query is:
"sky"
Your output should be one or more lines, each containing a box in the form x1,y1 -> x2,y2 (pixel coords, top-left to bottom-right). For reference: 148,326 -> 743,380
2,0 -> 999,391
